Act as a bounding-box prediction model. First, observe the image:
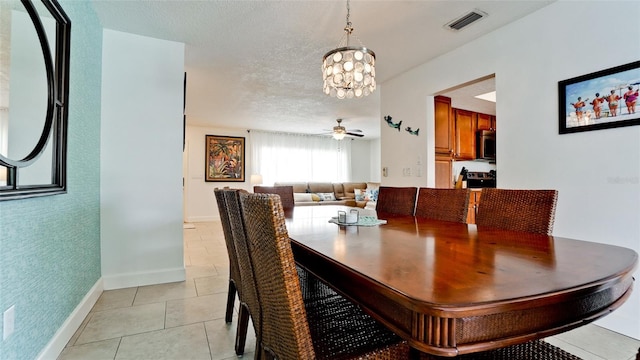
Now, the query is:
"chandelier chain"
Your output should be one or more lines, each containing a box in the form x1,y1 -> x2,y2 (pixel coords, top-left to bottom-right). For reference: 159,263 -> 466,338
344,0 -> 353,45
346,0 -> 350,25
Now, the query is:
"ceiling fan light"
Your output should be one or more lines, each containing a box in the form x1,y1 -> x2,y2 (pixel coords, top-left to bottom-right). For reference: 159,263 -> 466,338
333,132 -> 346,140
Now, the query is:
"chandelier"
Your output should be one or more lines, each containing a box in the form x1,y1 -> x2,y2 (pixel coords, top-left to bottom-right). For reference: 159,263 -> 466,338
322,0 -> 376,99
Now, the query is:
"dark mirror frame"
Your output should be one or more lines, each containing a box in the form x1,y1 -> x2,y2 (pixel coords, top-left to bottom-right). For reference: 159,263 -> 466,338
0,0 -> 70,200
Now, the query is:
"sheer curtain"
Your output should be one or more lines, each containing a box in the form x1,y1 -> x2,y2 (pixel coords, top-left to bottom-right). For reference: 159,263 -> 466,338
250,130 -> 351,185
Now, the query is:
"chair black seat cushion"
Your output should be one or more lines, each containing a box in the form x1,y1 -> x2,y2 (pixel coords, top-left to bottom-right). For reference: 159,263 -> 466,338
300,268 -> 403,360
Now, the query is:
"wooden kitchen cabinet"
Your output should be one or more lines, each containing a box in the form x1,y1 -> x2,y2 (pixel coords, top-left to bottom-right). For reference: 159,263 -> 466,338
434,96 -> 496,188
454,109 -> 476,160
435,155 -> 453,189
435,96 -> 454,155
467,190 -> 482,224
476,113 -> 495,131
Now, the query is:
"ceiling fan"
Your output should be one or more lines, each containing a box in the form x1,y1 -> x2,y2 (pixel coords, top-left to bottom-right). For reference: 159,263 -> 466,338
325,119 -> 364,140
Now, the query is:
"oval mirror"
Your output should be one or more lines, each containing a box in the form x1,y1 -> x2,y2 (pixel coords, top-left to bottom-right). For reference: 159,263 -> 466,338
0,0 -> 52,163
0,0 -> 70,200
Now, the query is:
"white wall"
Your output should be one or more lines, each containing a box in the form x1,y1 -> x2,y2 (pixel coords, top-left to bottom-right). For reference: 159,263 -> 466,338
184,125 -> 253,222
381,87 -> 432,187
369,138 -> 382,182
100,30 -> 185,289
381,1 -> 639,339
351,139 -> 377,182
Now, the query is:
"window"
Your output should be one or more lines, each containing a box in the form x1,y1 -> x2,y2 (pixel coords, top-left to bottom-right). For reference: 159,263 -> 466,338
250,131 -> 351,185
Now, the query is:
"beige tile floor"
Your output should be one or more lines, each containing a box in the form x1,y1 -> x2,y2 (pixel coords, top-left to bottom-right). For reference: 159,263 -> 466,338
58,221 -> 640,360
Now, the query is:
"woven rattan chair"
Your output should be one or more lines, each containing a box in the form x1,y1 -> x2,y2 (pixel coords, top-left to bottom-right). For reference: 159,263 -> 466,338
225,188 -> 357,359
238,192 -> 410,360
222,189 -> 261,358
253,185 -> 295,210
415,188 -> 470,223
213,189 -> 247,355
376,186 -> 418,215
475,188 -> 559,235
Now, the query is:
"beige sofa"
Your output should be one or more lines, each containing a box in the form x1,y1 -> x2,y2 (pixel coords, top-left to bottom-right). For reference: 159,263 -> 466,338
273,182 -> 379,208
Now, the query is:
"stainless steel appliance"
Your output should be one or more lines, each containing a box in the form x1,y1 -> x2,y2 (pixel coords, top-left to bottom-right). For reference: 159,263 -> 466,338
476,130 -> 496,160
466,171 -> 496,188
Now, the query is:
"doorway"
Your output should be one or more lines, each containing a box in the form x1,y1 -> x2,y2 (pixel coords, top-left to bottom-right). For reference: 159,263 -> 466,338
434,75 -> 496,188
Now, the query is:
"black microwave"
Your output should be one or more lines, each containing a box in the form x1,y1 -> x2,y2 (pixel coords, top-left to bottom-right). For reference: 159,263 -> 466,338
476,130 -> 496,160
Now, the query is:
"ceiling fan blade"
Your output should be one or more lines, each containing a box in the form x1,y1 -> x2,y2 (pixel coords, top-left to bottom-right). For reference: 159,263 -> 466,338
346,132 -> 365,137
348,129 -> 363,133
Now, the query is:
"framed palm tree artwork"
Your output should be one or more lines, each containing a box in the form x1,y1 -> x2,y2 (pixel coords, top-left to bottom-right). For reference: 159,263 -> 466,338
205,135 -> 245,182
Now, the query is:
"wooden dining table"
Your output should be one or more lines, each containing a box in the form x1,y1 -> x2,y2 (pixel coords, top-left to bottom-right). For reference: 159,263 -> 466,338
284,205 -> 638,357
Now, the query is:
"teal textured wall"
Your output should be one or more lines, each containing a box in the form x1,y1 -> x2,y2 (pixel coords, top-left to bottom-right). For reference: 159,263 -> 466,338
0,1 -> 102,359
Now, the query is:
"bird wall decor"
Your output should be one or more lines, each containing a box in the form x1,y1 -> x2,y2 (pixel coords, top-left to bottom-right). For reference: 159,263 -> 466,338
383,115 -> 402,131
405,127 -> 419,136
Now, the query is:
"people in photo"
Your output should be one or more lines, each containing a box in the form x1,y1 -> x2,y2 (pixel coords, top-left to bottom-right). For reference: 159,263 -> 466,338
623,86 -> 638,114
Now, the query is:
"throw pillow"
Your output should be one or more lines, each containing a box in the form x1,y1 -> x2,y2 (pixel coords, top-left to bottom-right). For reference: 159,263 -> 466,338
354,189 -> 366,201
293,193 -> 314,202
317,192 -> 336,201
365,189 -> 379,202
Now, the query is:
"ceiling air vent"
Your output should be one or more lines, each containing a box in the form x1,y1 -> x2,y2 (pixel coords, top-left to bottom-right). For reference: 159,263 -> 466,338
445,10 -> 487,31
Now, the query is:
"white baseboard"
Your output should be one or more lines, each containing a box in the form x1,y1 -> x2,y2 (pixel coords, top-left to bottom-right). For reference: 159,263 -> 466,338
36,278 -> 104,360
102,267 -> 186,290
185,215 -> 217,222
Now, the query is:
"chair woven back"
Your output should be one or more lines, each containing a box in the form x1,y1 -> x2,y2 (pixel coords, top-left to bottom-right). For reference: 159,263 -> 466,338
222,189 -> 262,346
213,189 -> 242,315
415,188 -> 470,223
239,192 -> 315,359
475,189 -> 558,235
253,185 -> 295,210
376,186 -> 418,215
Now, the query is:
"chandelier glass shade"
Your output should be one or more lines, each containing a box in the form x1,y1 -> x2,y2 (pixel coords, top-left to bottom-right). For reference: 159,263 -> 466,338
322,1 -> 376,99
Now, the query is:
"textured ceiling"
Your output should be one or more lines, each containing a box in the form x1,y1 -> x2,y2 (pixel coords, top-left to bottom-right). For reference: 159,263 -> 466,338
91,0 -> 553,138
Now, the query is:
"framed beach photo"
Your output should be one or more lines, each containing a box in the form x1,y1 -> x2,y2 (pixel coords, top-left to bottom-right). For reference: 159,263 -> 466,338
559,60 -> 640,134
205,135 -> 245,182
